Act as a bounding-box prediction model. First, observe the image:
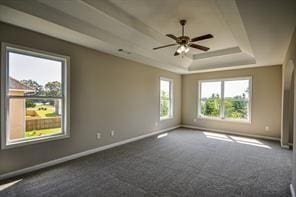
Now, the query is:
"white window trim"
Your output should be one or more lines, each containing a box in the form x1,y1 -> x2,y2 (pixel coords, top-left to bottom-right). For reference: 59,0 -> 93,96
160,77 -> 174,121
197,76 -> 252,124
1,42 -> 70,149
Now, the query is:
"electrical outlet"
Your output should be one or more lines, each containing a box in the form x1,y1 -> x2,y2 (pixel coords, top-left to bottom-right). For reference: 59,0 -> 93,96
265,126 -> 270,131
111,130 -> 115,137
193,118 -> 197,122
155,122 -> 158,127
96,133 -> 101,139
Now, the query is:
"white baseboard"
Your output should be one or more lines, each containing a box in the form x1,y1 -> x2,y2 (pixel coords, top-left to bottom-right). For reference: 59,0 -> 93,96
181,124 -> 280,141
0,125 -> 181,181
281,141 -> 293,149
291,184 -> 296,197
282,144 -> 290,149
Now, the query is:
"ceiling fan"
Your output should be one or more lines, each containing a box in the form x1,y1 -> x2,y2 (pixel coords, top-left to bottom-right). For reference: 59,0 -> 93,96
153,19 -> 213,56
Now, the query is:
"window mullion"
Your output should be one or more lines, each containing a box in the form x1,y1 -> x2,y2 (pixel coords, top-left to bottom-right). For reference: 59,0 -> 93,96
170,84 -> 172,117
221,80 -> 225,119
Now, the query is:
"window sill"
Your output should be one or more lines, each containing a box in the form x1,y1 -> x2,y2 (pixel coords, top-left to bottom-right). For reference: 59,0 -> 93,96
197,116 -> 251,124
160,116 -> 174,121
2,133 -> 70,150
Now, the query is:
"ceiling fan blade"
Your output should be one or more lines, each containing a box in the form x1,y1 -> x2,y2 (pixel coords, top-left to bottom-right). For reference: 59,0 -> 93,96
190,34 -> 213,42
166,34 -> 178,41
174,51 -> 180,56
189,43 -> 209,51
153,43 -> 177,50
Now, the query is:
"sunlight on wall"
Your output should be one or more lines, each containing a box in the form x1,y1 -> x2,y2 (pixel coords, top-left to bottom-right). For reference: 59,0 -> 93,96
0,179 -> 22,191
203,131 -> 272,149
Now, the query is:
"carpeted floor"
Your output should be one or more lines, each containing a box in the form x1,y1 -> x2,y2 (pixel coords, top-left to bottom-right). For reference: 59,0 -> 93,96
0,128 -> 292,197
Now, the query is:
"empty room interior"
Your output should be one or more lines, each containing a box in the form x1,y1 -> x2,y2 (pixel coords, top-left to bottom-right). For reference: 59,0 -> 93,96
0,0 -> 296,196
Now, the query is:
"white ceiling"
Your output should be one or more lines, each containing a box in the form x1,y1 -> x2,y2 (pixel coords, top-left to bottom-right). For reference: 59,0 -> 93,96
108,0 -> 237,52
0,0 -> 295,74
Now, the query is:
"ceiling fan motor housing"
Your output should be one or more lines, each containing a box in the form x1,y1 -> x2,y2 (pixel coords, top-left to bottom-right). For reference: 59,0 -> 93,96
178,19 -> 189,45
177,36 -> 190,45
180,19 -> 187,26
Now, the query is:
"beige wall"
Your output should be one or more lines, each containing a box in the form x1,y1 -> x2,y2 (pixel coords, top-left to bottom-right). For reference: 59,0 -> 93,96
182,65 -> 282,138
284,27 -> 296,191
282,54 -> 295,147
0,22 -> 181,175
289,73 -> 294,143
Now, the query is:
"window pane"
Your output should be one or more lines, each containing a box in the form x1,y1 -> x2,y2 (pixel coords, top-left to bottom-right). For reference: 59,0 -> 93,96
8,98 -> 62,142
224,80 -> 249,119
8,52 -> 62,97
160,99 -> 170,118
160,80 -> 170,99
160,79 -> 172,118
200,81 -> 221,117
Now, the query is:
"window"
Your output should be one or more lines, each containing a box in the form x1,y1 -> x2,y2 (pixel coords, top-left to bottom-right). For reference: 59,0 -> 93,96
198,77 -> 251,122
160,78 -> 173,120
200,81 -> 222,118
1,43 -> 70,149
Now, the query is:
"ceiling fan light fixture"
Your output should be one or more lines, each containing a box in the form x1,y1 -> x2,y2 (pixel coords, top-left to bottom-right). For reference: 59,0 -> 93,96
177,45 -> 190,54
184,46 -> 190,53
176,45 -> 183,53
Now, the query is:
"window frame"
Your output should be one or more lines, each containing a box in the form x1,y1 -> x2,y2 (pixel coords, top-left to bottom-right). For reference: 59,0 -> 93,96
1,42 -> 70,149
197,76 -> 252,123
160,77 -> 173,120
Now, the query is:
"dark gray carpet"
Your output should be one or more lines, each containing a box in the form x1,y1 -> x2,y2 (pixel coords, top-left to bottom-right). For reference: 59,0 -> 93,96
0,128 -> 292,197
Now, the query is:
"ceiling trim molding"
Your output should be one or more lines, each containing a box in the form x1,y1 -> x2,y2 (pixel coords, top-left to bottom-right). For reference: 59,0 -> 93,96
184,64 -> 281,74
80,0 -> 170,44
192,47 -> 241,60
0,5 -> 187,73
214,0 -> 254,57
